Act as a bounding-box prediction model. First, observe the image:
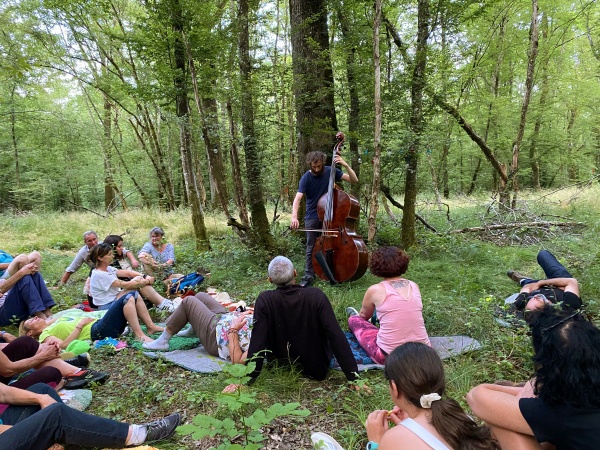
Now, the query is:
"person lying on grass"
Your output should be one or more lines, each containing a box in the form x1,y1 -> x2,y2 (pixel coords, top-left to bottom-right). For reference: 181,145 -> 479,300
19,291 -> 163,345
1,335 -> 108,390
142,292 -> 252,364
467,305 -> 600,450
0,381 -> 180,450
89,242 -> 175,313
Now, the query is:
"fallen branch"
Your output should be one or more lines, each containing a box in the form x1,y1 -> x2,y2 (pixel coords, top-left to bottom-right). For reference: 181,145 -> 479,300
449,221 -> 584,234
380,184 -> 438,233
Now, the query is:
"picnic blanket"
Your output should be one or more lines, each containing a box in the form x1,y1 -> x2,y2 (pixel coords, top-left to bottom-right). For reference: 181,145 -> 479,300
58,388 -> 92,411
143,344 -> 229,373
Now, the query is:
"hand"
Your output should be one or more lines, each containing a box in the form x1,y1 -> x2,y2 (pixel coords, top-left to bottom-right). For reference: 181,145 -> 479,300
1,331 -> 15,343
387,406 -> 408,424
36,343 -> 60,361
333,155 -> 349,168
145,275 -> 155,285
77,317 -> 95,328
43,336 -> 61,347
290,218 -> 299,229
365,410 -> 391,444
349,382 -> 371,394
520,282 -> 537,294
222,383 -> 243,393
19,263 -> 38,276
132,261 -> 140,269
37,394 -> 57,409
230,314 -> 248,331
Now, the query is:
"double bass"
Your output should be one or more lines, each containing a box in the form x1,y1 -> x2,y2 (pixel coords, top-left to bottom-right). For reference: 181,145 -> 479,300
312,132 -> 368,284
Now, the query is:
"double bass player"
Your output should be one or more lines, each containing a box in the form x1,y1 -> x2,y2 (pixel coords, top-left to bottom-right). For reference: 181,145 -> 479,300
290,146 -> 358,287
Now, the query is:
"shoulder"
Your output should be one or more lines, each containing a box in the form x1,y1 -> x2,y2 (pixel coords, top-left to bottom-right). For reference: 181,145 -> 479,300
379,423 -> 432,450
365,282 -> 386,298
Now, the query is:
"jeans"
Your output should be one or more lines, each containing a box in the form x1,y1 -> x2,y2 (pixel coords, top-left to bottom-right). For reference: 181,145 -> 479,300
91,293 -> 137,340
0,384 -> 129,450
304,218 -> 322,278
522,250 -> 573,285
0,272 -> 55,326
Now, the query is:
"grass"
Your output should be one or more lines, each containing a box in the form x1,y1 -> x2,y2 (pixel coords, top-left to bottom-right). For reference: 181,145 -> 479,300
1,185 -> 599,449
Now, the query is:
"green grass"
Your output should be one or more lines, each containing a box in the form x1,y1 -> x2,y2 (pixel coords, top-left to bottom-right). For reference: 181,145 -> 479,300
1,186 -> 599,449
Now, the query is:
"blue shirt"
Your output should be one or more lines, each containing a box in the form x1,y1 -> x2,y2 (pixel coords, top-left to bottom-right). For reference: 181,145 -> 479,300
298,167 -> 343,220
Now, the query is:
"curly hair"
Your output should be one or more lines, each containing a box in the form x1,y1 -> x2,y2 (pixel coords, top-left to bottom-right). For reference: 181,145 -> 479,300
305,151 -> 327,167
527,304 -> 600,408
384,343 -> 499,450
369,246 -> 410,278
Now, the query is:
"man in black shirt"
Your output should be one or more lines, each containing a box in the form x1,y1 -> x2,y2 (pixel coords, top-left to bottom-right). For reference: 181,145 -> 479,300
246,256 -> 358,383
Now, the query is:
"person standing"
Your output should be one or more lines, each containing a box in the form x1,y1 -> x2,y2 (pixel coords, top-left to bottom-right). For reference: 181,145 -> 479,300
290,151 -> 358,286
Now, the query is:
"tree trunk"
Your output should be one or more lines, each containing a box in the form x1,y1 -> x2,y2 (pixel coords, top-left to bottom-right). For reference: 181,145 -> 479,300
239,0 -> 275,251
226,98 -> 250,230
171,0 -> 210,250
289,0 -> 338,163
506,0 -> 539,208
369,0 -> 382,243
401,0 -> 429,249
9,85 -> 20,210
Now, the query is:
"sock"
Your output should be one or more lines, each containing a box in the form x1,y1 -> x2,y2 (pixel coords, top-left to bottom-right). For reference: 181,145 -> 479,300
177,326 -> 196,338
154,330 -> 173,346
126,424 -> 148,446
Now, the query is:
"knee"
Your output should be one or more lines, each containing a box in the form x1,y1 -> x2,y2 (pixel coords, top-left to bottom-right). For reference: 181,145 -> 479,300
13,254 -> 29,266
10,335 -> 40,355
28,251 -> 42,264
36,366 -> 63,385
28,382 -> 60,397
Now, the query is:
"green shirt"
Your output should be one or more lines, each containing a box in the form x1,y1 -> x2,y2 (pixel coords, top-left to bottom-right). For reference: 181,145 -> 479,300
39,309 -> 105,342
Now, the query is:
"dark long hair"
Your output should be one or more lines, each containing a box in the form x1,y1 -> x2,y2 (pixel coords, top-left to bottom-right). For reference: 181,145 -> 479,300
528,304 -> 600,408
103,234 -> 125,262
89,243 -> 113,265
384,343 -> 500,450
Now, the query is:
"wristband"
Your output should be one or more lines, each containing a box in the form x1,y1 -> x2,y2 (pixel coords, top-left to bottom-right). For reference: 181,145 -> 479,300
366,442 -> 379,450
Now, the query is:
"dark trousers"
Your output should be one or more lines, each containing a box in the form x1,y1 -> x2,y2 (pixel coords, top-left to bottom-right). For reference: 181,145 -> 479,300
0,383 -> 129,450
0,272 -> 55,326
304,218 -> 321,278
522,250 -> 573,285
0,336 -> 62,388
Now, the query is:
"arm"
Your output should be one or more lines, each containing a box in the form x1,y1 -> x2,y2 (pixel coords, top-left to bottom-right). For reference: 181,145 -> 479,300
0,263 -> 36,294
227,312 -> 252,364
335,155 -> 358,183
0,382 -> 56,408
0,263 -> 9,271
125,250 -> 140,269
43,318 -> 96,349
0,343 -> 60,378
359,284 -> 383,320
110,276 -> 152,291
290,192 -> 304,229
521,277 -> 579,296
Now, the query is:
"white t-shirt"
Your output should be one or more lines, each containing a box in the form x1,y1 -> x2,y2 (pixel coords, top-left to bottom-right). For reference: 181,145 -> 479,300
90,266 -> 120,307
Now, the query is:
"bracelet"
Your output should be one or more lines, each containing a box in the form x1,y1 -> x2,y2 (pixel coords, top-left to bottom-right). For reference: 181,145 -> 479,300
227,329 -> 239,335
0,331 -> 5,337
366,442 -> 379,450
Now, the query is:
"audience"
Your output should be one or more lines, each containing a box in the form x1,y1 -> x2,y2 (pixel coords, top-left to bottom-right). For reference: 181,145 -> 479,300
468,305 -> 600,449
103,234 -> 140,272
59,230 -> 99,285
346,247 -> 430,365
90,243 -> 175,313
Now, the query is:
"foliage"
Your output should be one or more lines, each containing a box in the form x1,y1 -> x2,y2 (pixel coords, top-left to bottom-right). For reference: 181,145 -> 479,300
178,362 -> 311,449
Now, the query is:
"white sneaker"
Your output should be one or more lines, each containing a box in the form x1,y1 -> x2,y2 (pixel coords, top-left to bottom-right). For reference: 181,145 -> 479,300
311,432 -> 345,450
157,299 -> 174,313
142,339 -> 170,351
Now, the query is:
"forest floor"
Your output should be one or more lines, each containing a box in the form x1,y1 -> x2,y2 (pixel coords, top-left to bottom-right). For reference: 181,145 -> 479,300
2,186 -> 600,449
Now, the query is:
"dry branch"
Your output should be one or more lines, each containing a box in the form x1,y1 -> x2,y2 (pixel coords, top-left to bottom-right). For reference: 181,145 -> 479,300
449,221 -> 584,234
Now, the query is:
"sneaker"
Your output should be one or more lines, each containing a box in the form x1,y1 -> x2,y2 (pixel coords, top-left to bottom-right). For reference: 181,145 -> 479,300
143,412 -> 181,443
64,369 -> 110,389
121,326 -> 131,337
157,299 -> 175,313
299,276 -> 314,288
346,307 -> 359,317
506,270 -> 527,285
142,339 -> 170,351
64,352 -> 91,368
311,432 -> 345,450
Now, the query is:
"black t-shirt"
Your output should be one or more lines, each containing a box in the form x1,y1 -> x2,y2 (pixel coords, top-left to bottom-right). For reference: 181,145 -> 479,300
520,397 -> 600,449
515,288 -> 582,311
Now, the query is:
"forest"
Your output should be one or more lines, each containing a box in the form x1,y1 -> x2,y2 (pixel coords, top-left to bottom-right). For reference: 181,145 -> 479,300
2,0 -> 600,249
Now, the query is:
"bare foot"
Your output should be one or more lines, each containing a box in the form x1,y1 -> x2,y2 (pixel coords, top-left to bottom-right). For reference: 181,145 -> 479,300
136,335 -> 154,343
147,326 -> 164,334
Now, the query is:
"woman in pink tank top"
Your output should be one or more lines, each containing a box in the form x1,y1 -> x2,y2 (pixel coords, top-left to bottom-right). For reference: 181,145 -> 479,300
347,247 -> 430,365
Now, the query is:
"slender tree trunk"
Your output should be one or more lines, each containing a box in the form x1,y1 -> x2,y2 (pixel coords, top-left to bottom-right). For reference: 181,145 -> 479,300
506,0 -> 539,208
171,0 -> 210,250
9,85 -> 20,210
289,0 -> 338,162
369,0 -> 382,243
402,0 -> 429,249
226,98 -> 250,229
239,0 -> 275,251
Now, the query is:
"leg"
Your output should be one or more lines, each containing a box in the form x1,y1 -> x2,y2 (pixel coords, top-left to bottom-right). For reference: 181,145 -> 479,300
184,293 -> 225,355
0,274 -> 55,326
348,316 -> 386,365
304,218 -> 321,279
537,250 -> 573,279
138,285 -> 168,307
9,366 -> 62,390
133,296 -> 163,334
0,336 -> 40,384
90,295 -> 130,339
0,401 -> 129,450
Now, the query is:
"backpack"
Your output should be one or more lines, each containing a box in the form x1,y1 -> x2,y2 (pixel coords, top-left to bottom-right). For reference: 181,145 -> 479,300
168,271 -> 205,298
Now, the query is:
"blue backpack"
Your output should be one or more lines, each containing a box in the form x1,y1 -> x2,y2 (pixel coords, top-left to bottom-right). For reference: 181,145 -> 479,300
0,251 -> 13,276
168,271 -> 205,297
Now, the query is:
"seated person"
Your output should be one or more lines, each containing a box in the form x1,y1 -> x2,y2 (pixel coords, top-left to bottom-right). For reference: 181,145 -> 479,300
142,292 -> 252,364
0,251 -> 41,279
104,234 -> 140,272
59,230 -> 99,285
0,382 -> 180,449
1,335 -> 107,390
467,305 -> 600,449
138,227 -> 182,284
246,256 -> 358,383
315,342 -> 499,450
20,292 -> 163,345
346,247 -> 430,365
90,243 -> 175,312
507,250 -> 582,311
0,256 -> 55,326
